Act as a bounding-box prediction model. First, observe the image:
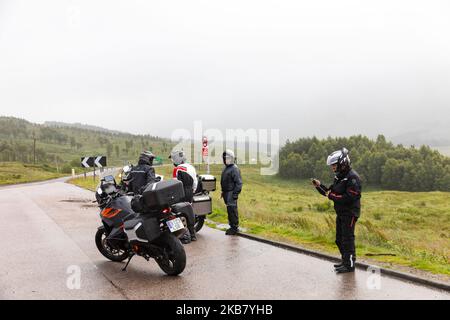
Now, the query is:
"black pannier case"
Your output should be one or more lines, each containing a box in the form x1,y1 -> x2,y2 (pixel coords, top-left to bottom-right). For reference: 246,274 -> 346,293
142,180 -> 185,210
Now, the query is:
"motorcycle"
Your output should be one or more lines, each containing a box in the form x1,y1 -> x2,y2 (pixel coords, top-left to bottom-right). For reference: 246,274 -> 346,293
94,175 -> 187,276
118,164 -> 213,235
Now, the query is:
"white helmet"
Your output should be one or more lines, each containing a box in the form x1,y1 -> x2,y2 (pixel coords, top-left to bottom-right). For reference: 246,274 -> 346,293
327,148 -> 351,172
223,149 -> 235,166
169,150 -> 187,166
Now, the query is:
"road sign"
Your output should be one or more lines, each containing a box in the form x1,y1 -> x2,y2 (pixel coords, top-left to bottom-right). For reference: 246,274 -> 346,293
202,137 -> 209,157
94,156 -> 107,168
81,156 -> 107,168
154,156 -> 163,165
81,157 -> 93,168
202,136 -> 210,174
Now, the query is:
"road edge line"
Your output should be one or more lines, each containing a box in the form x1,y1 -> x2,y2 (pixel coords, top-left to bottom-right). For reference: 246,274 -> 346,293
236,231 -> 450,293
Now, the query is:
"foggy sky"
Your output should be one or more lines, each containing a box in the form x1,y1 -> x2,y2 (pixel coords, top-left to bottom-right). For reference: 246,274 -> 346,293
1,0 -> 450,143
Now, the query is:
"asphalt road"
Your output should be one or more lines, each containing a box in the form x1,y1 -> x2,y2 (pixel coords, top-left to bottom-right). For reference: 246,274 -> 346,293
0,180 -> 449,300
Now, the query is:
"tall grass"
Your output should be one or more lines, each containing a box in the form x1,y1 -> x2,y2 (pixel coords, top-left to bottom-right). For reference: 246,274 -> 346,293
0,162 -> 64,185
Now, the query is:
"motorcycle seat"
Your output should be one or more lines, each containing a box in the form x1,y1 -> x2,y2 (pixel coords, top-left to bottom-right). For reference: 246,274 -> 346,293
171,202 -> 194,214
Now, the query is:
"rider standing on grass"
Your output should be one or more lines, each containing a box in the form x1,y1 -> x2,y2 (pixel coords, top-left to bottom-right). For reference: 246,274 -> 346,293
221,149 -> 243,236
312,148 -> 362,274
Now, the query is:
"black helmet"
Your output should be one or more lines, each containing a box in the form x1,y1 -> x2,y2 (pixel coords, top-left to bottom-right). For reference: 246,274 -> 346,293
327,148 -> 351,173
139,151 -> 155,166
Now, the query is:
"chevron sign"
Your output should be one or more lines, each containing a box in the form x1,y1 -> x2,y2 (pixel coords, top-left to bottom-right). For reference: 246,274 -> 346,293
81,156 -> 107,168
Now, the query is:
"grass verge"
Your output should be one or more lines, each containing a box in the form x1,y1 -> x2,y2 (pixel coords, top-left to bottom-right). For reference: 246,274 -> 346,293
0,162 -> 65,185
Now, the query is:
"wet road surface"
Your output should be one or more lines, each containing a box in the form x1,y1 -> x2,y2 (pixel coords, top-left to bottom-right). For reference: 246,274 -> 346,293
0,180 -> 449,300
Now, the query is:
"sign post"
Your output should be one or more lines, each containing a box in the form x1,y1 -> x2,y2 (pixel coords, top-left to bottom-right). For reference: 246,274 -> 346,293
202,137 -> 209,174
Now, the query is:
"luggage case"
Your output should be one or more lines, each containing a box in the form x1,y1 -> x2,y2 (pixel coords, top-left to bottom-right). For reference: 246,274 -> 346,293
198,175 -> 216,192
142,180 -> 185,210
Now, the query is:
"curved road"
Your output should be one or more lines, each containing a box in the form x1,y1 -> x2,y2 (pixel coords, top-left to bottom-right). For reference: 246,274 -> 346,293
0,180 -> 449,300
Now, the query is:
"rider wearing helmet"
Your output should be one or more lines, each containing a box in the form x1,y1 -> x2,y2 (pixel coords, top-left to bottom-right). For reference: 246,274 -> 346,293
312,148 -> 362,274
169,150 -> 197,243
128,151 -> 158,195
220,149 -> 243,236
170,150 -> 198,203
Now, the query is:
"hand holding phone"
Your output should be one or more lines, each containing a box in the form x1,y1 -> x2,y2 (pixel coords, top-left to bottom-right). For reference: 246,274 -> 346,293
311,178 -> 320,187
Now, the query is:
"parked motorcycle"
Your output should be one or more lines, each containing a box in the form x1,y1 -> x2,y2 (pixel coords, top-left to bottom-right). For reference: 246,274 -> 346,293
94,175 -> 188,276
118,164 -> 214,234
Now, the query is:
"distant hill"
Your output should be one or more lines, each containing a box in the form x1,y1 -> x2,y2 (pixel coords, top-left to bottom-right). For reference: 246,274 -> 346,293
389,123 -> 450,148
44,121 -> 127,135
0,116 -> 173,171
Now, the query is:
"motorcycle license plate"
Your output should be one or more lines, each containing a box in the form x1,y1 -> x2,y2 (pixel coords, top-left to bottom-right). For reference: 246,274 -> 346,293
167,218 -> 184,233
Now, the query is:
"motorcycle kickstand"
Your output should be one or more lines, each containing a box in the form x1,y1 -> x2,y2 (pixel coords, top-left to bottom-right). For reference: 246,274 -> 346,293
122,253 -> 135,272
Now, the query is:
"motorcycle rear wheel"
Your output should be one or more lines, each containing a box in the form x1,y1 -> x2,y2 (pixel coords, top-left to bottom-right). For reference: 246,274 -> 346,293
195,215 -> 206,232
155,233 -> 186,276
95,228 -> 129,262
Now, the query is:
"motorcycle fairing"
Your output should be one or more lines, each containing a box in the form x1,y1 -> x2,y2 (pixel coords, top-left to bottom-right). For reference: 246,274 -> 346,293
101,196 -> 137,229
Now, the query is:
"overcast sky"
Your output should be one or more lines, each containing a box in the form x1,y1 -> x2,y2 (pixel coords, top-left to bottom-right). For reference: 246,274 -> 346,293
1,0 -> 449,143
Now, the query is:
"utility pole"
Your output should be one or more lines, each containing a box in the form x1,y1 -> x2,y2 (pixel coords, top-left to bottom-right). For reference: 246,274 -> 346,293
55,154 -> 59,173
33,132 -> 36,164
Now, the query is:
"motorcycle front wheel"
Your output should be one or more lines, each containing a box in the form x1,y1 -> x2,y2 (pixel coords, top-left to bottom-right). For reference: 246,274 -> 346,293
155,233 -> 186,276
95,228 -> 129,262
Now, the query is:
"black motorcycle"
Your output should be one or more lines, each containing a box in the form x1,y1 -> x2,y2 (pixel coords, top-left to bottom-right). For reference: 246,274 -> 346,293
94,175 -> 189,276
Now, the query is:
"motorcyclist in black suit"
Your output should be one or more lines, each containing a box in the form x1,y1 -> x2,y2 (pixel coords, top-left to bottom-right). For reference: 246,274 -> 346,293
312,148 -> 362,274
220,149 -> 243,236
129,151 -> 158,195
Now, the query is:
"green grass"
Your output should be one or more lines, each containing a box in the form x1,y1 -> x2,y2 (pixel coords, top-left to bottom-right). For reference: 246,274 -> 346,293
0,162 -> 65,185
70,163 -> 450,277
68,176 -> 101,192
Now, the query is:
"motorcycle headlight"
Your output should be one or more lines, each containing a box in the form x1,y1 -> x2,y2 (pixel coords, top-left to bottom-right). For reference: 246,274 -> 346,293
104,185 -> 116,194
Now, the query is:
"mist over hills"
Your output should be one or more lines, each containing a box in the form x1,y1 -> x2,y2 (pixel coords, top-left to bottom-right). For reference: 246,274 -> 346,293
44,121 -> 127,136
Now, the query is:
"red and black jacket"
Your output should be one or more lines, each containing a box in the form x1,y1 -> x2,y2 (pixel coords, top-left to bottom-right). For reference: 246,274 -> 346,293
316,169 -> 362,217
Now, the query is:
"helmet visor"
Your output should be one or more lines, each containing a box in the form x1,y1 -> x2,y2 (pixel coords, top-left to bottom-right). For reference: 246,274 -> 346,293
326,151 -> 342,166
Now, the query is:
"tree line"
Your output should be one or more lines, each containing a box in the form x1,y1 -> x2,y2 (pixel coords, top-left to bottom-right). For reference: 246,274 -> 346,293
279,135 -> 450,192
0,117 -> 172,170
